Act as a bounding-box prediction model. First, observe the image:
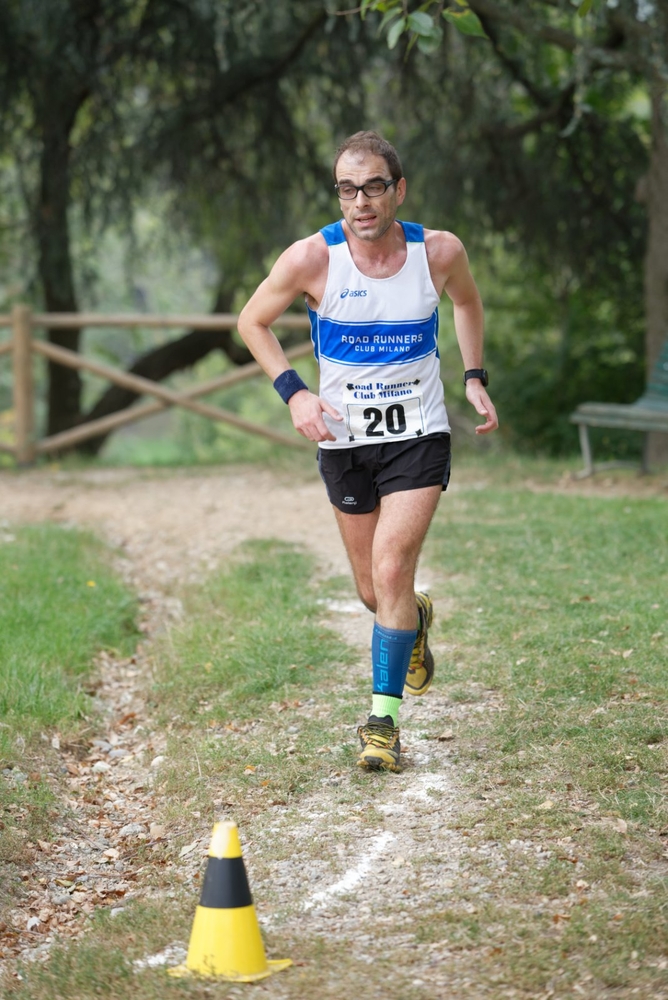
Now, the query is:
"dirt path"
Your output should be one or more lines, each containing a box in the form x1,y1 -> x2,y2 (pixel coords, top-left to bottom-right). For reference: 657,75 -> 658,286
2,464 -> 664,998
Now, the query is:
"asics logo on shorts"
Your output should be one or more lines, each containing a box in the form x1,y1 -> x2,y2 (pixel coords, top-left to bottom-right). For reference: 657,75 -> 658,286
340,288 -> 368,299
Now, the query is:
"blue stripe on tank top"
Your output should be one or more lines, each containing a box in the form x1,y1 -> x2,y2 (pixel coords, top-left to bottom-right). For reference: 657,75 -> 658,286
315,315 -> 439,366
306,304 -> 320,363
398,221 -> 424,243
320,221 -> 346,246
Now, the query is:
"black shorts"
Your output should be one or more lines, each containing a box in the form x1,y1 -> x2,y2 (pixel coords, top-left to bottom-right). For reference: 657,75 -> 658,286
317,433 -> 451,514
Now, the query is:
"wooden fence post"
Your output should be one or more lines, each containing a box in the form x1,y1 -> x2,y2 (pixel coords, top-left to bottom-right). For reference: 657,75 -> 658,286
12,304 -> 35,465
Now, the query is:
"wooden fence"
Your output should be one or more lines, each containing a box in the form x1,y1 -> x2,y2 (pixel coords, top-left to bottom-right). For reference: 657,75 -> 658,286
0,305 -> 313,465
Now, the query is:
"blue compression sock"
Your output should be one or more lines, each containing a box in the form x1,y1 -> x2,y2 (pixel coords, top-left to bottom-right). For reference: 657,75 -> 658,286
371,622 -> 418,726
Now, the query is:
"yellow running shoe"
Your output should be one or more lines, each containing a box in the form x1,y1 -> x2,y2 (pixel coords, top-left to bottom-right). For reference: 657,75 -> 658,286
357,715 -> 401,772
404,592 -> 434,696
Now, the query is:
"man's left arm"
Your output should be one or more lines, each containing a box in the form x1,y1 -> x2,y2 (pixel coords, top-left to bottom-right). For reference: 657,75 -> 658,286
441,238 -> 498,435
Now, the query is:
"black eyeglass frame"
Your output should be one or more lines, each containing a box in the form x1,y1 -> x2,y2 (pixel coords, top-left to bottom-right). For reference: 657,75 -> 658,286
334,178 -> 398,200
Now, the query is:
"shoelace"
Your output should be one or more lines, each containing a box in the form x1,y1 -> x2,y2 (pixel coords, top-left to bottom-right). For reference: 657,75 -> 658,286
360,722 -> 397,747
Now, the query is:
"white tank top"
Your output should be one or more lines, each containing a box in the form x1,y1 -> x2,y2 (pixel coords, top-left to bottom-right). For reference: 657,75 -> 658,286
307,220 -> 450,449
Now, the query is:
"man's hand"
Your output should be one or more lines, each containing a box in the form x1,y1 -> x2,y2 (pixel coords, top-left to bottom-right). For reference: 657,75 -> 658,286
288,389 -> 343,442
465,382 -> 499,435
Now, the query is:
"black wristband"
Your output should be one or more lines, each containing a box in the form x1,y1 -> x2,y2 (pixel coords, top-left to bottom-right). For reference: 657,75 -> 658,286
273,369 -> 309,404
463,368 -> 489,387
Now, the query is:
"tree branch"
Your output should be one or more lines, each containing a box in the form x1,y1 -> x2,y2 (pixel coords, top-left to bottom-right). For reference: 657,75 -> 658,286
468,0 -> 659,80
480,83 -> 576,139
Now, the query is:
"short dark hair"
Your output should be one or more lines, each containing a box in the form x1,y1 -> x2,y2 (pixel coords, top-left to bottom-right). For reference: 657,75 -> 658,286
333,131 -> 403,182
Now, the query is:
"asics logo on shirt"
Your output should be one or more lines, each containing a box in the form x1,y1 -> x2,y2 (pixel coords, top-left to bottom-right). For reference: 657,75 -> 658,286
340,288 -> 368,299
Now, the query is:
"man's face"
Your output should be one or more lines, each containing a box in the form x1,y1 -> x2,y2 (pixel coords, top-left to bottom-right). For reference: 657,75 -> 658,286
335,151 -> 406,243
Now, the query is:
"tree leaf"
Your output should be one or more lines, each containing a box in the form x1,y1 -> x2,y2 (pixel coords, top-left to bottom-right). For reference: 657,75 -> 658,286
578,0 -> 595,16
443,9 -> 487,38
417,28 -> 443,54
407,11 -> 435,36
387,16 -> 407,49
378,8 -> 403,33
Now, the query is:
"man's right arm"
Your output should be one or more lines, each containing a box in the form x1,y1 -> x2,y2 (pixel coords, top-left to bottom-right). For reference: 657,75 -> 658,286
237,237 -> 343,442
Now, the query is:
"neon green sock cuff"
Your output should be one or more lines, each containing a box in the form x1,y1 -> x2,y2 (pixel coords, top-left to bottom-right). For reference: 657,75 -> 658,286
371,693 -> 402,727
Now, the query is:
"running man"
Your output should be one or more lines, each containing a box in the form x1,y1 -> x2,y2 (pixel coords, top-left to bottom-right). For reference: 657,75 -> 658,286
238,130 -> 498,772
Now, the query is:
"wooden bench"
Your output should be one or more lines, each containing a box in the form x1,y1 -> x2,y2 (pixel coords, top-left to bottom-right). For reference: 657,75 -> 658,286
569,338 -> 668,478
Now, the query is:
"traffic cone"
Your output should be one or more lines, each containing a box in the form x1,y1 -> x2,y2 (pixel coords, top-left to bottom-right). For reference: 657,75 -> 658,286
169,819 -> 292,982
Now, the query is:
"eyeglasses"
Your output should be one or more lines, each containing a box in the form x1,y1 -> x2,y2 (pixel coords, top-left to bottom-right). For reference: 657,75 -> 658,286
334,179 -> 398,200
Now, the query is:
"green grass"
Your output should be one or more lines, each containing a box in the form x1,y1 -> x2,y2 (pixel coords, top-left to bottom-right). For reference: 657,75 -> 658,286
427,486 -> 666,822
412,478 -> 668,996
152,539 -> 351,721
148,539 -> 355,819
0,524 -> 137,737
0,524 -> 137,871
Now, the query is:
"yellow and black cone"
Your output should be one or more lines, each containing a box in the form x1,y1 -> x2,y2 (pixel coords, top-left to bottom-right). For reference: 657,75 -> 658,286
169,820 -> 292,982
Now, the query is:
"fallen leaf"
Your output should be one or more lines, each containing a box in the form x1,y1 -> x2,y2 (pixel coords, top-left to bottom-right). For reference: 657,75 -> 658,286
179,841 -> 198,858
437,729 -> 455,741
537,800 -> 555,811
149,823 -> 166,840
244,765 -> 257,774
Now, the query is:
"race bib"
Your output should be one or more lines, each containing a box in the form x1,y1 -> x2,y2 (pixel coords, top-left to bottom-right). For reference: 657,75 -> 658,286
342,380 -> 425,441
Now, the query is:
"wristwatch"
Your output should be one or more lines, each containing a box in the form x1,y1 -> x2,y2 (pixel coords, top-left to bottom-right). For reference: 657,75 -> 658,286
463,368 -> 489,387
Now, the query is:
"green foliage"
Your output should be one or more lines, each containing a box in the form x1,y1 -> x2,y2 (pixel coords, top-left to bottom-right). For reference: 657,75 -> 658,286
477,240 -> 645,455
0,0 -> 385,307
0,0 -> 661,457
442,6 -> 487,38
0,524 -> 137,742
367,1 -> 650,453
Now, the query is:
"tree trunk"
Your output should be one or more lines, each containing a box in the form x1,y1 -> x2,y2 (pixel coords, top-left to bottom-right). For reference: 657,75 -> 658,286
643,83 -> 668,466
36,121 -> 82,436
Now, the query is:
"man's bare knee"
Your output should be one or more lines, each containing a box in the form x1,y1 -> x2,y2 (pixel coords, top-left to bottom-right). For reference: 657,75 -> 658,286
373,552 -> 412,597
356,583 -> 377,612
